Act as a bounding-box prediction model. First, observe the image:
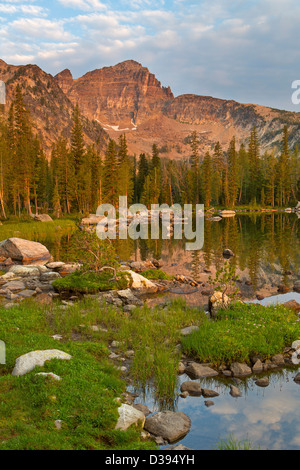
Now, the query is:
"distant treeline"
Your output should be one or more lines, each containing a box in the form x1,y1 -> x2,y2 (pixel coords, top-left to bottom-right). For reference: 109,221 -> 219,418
0,87 -> 299,218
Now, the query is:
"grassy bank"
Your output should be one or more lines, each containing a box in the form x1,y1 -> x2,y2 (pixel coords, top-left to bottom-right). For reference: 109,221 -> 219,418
0,299 -> 157,450
0,217 -> 76,240
0,297 -> 202,449
182,302 -> 300,367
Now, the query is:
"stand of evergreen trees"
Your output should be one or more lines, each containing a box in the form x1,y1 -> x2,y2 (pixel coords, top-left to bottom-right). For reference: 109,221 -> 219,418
0,88 -> 299,219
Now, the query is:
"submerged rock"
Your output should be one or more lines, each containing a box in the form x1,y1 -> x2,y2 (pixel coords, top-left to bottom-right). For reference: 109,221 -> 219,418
230,385 -> 242,397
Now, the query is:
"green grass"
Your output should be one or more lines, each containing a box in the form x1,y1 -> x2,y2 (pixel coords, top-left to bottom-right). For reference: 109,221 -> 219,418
0,217 -> 76,240
0,297 -> 203,449
182,302 -> 300,367
52,270 -> 132,294
0,299 -> 158,450
140,269 -> 173,281
214,434 -> 259,450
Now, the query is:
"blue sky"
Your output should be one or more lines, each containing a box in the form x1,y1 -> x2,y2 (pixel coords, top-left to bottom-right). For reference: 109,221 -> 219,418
0,0 -> 299,111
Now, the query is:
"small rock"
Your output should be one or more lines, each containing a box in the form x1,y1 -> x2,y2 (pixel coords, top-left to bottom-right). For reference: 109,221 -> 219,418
133,404 -> 152,417
292,340 -> 300,350
223,249 -> 234,258
18,289 -> 36,298
283,301 -> 300,313
255,377 -> 270,387
277,284 -> 290,294
34,214 -> 53,222
164,444 -> 192,450
115,404 -> 145,431
294,373 -> 300,383
271,354 -> 285,366
252,359 -> 264,373
46,262 -> 66,270
185,362 -> 218,379
54,420 -> 62,430
3,280 -> 26,292
230,385 -> 242,397
230,362 -> 252,377
52,335 -> 63,341
202,389 -> 219,398
204,400 -> 215,407
35,372 -> 61,381
180,326 -> 199,336
8,265 -> 41,277
40,272 -> 61,282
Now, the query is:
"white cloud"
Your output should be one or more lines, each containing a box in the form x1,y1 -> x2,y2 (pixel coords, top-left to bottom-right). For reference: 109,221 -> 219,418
11,17 -> 74,41
57,0 -> 107,11
1,0 -> 300,110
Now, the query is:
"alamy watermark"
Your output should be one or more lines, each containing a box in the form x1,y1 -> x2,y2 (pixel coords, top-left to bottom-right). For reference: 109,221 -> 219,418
291,80 -> 300,105
0,80 -> 5,105
95,197 -> 205,251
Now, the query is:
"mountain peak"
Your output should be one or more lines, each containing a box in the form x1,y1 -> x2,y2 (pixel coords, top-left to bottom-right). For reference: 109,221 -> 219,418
55,68 -> 74,94
55,68 -> 73,80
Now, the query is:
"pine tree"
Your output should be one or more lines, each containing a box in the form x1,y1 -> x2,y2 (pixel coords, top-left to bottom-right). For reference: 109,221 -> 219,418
248,127 -> 261,203
103,139 -> 119,207
190,131 -> 200,204
212,142 -> 224,205
227,137 -> 239,207
276,126 -> 291,206
136,153 -> 149,202
202,151 -> 212,207
118,134 -> 133,203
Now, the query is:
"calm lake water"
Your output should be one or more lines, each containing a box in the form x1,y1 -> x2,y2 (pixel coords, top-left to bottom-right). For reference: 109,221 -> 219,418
131,367 -> 300,450
2,213 -> 299,299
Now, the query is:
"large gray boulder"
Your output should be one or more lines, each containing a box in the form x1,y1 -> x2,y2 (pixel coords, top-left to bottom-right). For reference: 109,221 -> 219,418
144,411 -> 191,443
0,238 -> 51,265
12,349 -> 72,376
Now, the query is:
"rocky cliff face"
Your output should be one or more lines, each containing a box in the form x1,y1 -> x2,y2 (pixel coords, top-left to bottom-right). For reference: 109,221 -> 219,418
1,58 -> 300,160
0,60 -> 108,156
55,60 -> 174,128
55,60 -> 300,158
